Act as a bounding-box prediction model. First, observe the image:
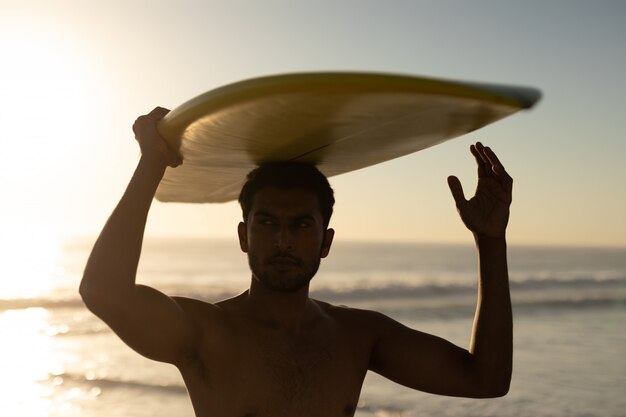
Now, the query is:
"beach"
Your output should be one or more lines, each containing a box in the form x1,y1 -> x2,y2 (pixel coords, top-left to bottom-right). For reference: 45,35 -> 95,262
1,239 -> 625,416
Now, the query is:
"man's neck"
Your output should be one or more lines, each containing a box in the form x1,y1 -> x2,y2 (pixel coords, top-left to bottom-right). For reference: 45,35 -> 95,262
245,278 -> 319,333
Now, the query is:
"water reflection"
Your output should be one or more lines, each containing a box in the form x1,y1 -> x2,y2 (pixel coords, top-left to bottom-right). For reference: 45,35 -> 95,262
0,307 -> 99,416
0,308 -> 58,415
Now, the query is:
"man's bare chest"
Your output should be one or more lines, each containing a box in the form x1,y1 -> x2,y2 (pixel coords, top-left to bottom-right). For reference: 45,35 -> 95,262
181,315 -> 371,416
217,320 -> 367,388
246,324 -> 362,386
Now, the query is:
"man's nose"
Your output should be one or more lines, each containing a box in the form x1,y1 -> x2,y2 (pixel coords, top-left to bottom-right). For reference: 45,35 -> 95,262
274,225 -> 293,250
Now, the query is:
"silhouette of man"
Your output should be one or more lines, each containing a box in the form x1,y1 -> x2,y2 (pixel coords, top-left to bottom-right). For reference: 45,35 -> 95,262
80,107 -> 513,416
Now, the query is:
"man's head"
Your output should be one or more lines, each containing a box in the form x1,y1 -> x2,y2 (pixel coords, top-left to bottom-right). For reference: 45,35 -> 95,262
237,162 -> 335,293
238,161 -> 335,229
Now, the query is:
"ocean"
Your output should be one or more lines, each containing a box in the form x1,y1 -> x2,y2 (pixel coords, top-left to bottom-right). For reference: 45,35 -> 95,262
1,238 -> 625,417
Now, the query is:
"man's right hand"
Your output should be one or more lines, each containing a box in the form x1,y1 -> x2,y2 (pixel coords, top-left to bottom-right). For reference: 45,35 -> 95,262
132,107 -> 183,168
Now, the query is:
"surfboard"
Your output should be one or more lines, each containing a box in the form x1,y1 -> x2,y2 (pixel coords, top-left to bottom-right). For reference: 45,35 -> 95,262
155,72 -> 540,203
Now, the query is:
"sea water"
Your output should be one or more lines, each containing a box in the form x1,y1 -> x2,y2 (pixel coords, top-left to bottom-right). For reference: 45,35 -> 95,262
1,239 -> 625,417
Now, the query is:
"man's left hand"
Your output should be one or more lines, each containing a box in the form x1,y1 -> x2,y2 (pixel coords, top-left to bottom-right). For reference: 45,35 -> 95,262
447,142 -> 513,239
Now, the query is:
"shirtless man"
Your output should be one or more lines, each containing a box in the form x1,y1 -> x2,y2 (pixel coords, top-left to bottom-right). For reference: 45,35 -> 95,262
80,107 -> 513,416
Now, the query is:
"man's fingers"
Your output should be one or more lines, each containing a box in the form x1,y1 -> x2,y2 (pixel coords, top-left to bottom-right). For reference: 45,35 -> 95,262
131,107 -> 183,168
483,146 -> 502,171
471,143 -> 490,177
472,143 -> 513,184
474,142 -> 488,160
134,107 -> 170,129
169,153 -> 184,168
447,176 -> 467,208
133,107 -> 170,136
483,146 -> 513,185
148,106 -> 170,118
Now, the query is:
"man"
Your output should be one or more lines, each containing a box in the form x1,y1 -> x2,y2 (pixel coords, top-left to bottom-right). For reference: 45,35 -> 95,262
80,107 -> 513,417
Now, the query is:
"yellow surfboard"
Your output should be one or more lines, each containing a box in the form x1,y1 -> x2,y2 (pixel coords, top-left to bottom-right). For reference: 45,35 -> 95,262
156,72 -> 540,203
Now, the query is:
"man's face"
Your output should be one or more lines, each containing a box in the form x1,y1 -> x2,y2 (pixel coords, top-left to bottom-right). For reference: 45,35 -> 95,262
238,186 -> 334,293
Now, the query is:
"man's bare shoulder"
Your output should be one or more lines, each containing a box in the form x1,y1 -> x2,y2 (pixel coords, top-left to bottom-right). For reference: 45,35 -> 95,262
171,293 -> 246,316
171,295 -> 220,312
168,294 -> 242,364
169,295 -> 230,330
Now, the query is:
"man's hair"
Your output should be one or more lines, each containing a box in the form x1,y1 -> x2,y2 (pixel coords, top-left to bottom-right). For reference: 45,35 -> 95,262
238,161 -> 335,229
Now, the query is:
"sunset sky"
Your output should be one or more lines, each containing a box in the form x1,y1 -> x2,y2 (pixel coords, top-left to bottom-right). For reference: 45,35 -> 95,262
1,0 -> 625,249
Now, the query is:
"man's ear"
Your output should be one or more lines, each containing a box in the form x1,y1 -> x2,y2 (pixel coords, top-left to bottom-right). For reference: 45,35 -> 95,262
320,228 -> 335,258
237,222 -> 248,253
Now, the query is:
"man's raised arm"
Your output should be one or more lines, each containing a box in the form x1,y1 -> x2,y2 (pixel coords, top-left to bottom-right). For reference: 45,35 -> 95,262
447,142 -> 513,395
79,107 -> 196,365
368,142 -> 512,398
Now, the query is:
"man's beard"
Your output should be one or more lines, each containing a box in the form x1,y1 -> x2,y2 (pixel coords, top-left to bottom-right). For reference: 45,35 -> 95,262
247,252 -> 321,293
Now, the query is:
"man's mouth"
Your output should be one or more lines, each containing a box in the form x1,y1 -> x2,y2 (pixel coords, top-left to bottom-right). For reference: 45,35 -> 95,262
268,255 -> 300,266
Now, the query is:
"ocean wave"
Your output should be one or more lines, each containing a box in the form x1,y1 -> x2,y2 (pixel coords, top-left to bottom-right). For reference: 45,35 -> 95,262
313,276 -> 626,302
2,276 -> 624,313
41,372 -> 187,394
0,297 -> 86,311
513,297 -> 626,310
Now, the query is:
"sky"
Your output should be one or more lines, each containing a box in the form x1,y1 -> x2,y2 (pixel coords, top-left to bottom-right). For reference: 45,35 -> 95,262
1,0 -> 625,249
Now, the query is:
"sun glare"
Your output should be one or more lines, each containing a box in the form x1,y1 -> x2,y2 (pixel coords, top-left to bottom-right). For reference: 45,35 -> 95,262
0,25 -> 91,183
0,22 -> 98,300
